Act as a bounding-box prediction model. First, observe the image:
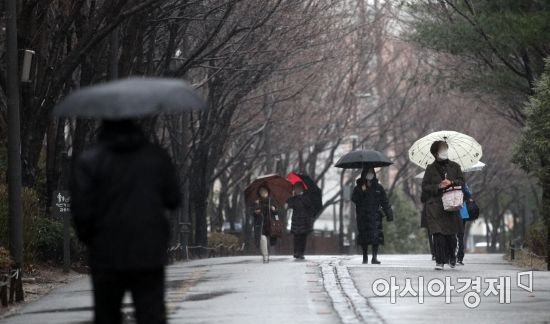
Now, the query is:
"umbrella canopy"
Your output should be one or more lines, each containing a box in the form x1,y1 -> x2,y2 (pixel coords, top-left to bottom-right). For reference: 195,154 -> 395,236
287,172 -> 323,217
53,77 -> 206,119
409,131 -> 482,169
334,150 -> 393,169
287,172 -> 309,190
414,161 -> 487,179
464,161 -> 486,172
244,174 -> 293,207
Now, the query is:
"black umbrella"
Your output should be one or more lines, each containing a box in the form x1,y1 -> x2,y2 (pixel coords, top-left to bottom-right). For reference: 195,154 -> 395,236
334,150 -> 393,169
53,77 -> 206,119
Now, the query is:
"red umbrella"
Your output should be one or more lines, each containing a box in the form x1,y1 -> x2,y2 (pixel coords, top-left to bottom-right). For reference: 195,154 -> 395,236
286,172 -> 323,218
244,174 -> 293,207
287,172 -> 308,190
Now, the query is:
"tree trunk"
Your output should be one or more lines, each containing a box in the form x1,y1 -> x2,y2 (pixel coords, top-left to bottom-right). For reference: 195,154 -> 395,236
190,145 -> 210,250
542,174 -> 550,271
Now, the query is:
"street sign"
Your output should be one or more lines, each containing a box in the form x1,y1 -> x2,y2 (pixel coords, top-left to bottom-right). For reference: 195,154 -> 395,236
53,191 -> 71,217
53,190 -> 71,272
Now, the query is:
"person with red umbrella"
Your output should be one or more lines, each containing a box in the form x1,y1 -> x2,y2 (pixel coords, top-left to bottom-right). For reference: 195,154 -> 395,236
286,172 -> 323,260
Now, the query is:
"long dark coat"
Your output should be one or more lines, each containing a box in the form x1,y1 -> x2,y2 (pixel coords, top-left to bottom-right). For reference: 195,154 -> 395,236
71,127 -> 181,271
421,159 -> 464,235
252,198 -> 279,239
351,178 -> 393,246
287,192 -> 316,235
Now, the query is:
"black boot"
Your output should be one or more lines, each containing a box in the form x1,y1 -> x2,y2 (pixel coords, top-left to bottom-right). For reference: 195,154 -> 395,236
371,245 -> 381,264
362,245 -> 368,264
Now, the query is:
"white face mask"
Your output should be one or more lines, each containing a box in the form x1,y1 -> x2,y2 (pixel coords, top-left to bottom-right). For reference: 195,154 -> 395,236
259,189 -> 269,199
438,150 -> 449,160
366,172 -> 375,180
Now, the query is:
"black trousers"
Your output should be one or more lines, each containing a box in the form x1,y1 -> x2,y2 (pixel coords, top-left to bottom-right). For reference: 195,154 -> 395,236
361,244 -> 379,262
293,233 -> 308,257
432,233 -> 457,265
92,267 -> 166,324
457,231 -> 465,261
427,229 -> 435,257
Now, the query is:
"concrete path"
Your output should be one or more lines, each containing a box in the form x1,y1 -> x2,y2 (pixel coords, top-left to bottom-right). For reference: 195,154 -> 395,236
2,254 -> 548,324
345,254 -> 550,324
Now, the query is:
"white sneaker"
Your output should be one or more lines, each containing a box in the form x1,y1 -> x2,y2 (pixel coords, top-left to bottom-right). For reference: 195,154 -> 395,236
435,263 -> 444,270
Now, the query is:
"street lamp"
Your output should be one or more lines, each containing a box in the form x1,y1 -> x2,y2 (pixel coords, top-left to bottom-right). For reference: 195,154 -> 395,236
20,49 -> 35,82
5,0 -> 25,302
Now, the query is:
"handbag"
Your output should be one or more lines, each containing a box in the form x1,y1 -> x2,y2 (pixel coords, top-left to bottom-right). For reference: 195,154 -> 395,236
459,203 -> 469,219
466,199 -> 480,221
270,216 -> 284,238
442,186 -> 464,211
267,199 -> 283,238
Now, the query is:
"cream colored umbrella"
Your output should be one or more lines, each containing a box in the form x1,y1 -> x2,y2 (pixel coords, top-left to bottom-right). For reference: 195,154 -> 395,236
414,161 -> 487,180
409,130 -> 482,169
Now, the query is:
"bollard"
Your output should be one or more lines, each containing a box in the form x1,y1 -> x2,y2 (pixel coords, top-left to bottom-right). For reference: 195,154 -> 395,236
510,242 -> 515,261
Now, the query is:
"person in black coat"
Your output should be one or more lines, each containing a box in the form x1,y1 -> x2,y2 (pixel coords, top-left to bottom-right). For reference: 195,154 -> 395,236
71,120 -> 181,324
287,182 -> 316,260
351,168 -> 394,264
420,205 -> 435,261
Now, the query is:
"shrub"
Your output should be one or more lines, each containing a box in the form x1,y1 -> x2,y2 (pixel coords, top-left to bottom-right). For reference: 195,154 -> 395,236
0,184 -> 86,265
383,190 -> 430,254
526,221 -> 547,258
0,184 -> 42,262
32,217 -> 64,262
208,232 -> 240,248
0,246 -> 12,270
32,216 -> 87,264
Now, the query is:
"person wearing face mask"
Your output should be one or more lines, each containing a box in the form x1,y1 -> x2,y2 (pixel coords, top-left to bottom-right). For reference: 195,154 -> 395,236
286,182 -> 316,260
421,141 -> 464,270
253,186 -> 280,263
352,168 -> 394,264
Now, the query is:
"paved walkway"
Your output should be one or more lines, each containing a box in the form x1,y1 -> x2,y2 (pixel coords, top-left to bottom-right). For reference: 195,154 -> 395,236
345,254 -> 550,324
1,254 -> 548,323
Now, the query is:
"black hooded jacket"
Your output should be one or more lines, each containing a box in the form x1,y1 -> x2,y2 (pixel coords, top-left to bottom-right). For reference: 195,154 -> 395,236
70,122 -> 181,270
351,176 -> 393,246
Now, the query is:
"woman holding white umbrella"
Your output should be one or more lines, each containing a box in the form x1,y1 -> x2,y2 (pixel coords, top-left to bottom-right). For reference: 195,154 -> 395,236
421,141 -> 465,270
410,131 -> 482,270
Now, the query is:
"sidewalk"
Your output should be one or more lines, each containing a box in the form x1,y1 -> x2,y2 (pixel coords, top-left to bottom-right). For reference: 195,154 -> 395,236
1,256 -> 339,324
346,254 -> 550,324
2,254 -> 548,324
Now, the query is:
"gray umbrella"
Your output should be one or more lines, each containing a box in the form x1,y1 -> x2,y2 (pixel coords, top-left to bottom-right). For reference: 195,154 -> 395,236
53,77 -> 206,119
334,150 -> 393,169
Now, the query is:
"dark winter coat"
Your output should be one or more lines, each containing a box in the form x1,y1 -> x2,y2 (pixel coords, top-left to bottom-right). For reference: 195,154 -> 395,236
351,178 -> 393,246
420,204 -> 428,229
421,159 -> 464,235
287,192 -> 316,235
252,198 -> 279,238
70,126 -> 181,271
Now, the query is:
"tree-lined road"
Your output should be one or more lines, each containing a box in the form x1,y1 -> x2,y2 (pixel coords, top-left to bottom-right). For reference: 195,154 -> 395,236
2,254 -> 548,324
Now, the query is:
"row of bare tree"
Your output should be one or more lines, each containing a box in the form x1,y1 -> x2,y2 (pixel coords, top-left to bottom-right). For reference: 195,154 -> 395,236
1,0 -> 537,252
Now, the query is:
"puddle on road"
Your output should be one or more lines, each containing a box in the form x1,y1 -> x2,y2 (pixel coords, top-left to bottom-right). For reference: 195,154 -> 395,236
186,259 -> 255,268
184,290 -> 235,302
9,302 -> 133,316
